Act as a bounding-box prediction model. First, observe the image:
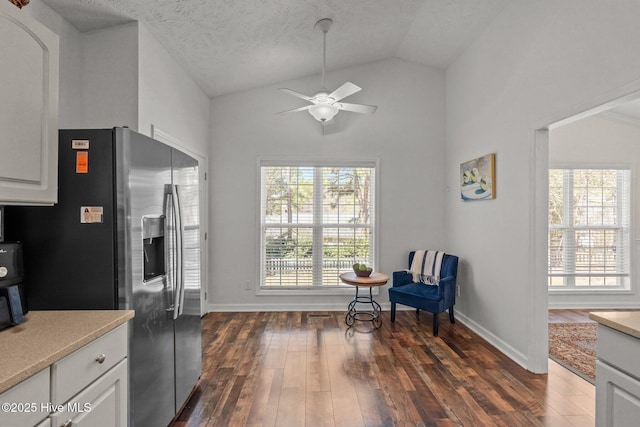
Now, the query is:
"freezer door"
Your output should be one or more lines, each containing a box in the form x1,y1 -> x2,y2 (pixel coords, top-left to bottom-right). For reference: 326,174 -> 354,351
115,128 -> 176,427
171,148 -> 202,411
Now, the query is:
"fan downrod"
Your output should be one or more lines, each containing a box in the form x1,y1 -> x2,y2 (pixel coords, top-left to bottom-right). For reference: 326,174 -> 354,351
315,18 -> 332,33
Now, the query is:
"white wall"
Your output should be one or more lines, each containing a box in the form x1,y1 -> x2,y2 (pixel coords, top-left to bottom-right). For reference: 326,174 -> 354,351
81,23 -> 139,130
137,24 -> 210,157
549,115 -> 640,308
23,8 -> 210,158
19,14 -> 140,130
209,58 -> 445,311
446,0 -> 640,370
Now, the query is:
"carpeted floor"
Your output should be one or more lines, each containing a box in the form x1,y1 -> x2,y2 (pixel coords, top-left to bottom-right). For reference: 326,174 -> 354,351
548,322 -> 597,383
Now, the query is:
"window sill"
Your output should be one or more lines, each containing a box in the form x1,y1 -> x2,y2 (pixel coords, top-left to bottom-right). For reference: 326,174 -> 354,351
549,288 -> 633,295
257,285 -> 380,297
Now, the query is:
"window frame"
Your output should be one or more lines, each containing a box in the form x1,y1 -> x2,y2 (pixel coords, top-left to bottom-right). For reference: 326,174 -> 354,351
257,158 -> 380,295
548,163 -> 632,293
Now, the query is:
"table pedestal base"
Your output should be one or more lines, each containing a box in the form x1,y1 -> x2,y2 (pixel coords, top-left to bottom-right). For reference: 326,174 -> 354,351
345,286 -> 382,329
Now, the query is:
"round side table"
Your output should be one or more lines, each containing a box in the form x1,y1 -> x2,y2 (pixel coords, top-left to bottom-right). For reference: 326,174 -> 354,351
339,272 -> 389,329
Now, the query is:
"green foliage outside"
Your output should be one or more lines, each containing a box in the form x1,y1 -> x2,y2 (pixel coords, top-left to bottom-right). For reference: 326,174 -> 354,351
265,235 -> 370,259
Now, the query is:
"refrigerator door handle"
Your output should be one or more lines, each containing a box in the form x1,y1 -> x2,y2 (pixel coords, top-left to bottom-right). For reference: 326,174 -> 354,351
174,184 -> 186,316
171,184 -> 185,318
164,184 -> 179,319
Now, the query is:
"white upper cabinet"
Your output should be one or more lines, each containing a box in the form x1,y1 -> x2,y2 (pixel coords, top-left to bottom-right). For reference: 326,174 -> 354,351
0,1 -> 58,205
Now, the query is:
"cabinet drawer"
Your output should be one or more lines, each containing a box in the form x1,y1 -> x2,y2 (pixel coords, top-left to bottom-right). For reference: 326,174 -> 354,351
51,324 -> 127,405
597,324 -> 640,381
0,367 -> 50,427
50,358 -> 128,427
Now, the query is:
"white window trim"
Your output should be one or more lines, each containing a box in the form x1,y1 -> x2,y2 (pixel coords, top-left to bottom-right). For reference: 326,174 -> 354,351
256,157 -> 380,296
548,163 -> 633,293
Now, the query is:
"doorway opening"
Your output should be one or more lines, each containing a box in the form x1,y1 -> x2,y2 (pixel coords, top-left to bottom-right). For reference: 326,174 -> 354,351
533,93 -> 640,382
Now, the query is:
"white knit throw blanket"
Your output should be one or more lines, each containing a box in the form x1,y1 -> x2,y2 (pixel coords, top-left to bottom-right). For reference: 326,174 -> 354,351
410,250 -> 444,284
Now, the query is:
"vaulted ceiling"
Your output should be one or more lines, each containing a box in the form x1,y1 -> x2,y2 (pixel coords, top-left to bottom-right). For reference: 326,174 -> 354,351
41,0 -> 508,98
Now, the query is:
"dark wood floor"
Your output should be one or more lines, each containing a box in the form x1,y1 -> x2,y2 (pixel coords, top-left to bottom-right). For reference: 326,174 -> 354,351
548,308 -> 601,324
169,310 -> 594,426
548,308 -> 636,324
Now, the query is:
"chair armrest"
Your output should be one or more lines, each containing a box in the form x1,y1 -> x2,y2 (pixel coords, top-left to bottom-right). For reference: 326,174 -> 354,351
438,275 -> 455,287
438,275 -> 456,305
392,270 -> 413,287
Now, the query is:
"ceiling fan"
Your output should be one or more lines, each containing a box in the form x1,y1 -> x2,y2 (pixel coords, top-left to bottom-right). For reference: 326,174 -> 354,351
277,18 -> 377,125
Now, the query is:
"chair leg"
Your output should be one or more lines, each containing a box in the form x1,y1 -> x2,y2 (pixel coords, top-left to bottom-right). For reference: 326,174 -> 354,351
449,307 -> 455,324
390,302 -> 396,322
433,313 -> 439,337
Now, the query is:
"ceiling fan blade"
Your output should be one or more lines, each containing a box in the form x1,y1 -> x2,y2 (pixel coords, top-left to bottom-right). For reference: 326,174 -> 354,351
338,103 -> 378,114
279,88 -> 314,102
328,82 -> 361,102
277,105 -> 312,115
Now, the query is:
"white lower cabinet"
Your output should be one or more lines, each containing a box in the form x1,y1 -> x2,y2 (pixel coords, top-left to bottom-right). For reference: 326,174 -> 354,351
0,323 -> 128,427
595,324 -> 640,426
50,359 -> 127,427
0,367 -> 50,427
51,324 -> 128,406
596,360 -> 640,427
36,417 -> 52,427
49,324 -> 128,427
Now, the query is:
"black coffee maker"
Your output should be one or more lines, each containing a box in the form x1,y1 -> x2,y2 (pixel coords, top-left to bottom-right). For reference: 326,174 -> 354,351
0,207 -> 26,329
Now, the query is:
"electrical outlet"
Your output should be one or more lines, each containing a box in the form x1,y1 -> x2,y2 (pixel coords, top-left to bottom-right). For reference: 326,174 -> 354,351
245,280 -> 252,290
456,285 -> 461,297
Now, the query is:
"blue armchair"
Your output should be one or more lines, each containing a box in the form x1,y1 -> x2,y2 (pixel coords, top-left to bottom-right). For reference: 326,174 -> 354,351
388,251 -> 459,336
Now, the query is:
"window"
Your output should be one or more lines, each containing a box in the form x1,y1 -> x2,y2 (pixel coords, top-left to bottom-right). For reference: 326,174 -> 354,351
548,168 -> 631,290
260,161 -> 376,289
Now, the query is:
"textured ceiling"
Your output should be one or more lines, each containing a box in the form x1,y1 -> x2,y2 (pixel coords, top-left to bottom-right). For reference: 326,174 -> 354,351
41,0 -> 509,97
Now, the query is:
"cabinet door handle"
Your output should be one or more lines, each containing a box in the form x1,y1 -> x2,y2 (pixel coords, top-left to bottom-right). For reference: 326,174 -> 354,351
61,419 -> 73,427
95,353 -> 106,364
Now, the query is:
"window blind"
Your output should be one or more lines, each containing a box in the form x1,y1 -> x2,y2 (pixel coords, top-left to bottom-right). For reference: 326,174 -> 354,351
260,163 -> 376,288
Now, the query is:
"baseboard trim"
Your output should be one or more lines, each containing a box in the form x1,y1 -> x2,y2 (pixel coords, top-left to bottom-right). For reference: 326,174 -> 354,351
204,302 -> 447,313
208,302 -> 397,312
455,311 -> 529,371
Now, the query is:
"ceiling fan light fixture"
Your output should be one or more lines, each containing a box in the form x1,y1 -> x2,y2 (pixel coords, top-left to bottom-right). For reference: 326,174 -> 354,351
308,103 -> 339,122
277,17 -> 377,129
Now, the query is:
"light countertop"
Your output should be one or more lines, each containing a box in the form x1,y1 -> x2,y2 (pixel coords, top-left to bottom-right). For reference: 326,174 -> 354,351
589,311 -> 640,340
0,310 -> 134,394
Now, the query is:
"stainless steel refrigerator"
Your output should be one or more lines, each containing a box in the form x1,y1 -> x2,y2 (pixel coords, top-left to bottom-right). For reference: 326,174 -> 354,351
5,128 -> 202,427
